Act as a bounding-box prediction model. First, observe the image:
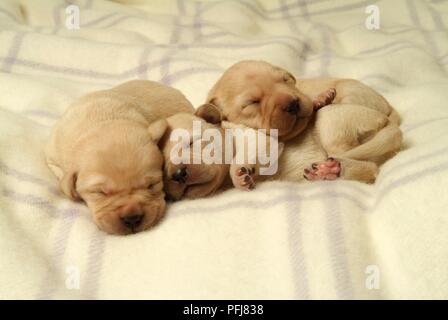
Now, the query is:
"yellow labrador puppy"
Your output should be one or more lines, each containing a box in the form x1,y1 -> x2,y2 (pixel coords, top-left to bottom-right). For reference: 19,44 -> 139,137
45,80 -> 192,235
160,105 -> 231,201
160,104 -> 284,198
206,60 -> 403,185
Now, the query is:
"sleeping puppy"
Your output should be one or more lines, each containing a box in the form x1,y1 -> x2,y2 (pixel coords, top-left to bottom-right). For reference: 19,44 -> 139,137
207,60 -> 401,141
45,80 -> 193,235
159,104 -> 231,201
206,60 -> 403,184
160,104 -> 284,199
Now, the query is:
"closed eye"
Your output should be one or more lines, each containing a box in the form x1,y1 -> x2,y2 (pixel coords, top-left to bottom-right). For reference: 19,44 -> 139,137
243,100 -> 260,108
148,181 -> 163,192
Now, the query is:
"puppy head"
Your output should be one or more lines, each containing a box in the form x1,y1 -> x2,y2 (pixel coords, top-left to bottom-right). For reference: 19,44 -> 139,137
66,120 -> 168,235
160,104 -> 229,201
207,60 -> 314,141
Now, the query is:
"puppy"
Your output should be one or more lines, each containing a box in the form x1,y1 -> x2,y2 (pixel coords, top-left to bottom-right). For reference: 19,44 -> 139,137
206,60 -> 403,185
159,104 -> 231,201
160,104 -> 284,199
45,80 -> 193,235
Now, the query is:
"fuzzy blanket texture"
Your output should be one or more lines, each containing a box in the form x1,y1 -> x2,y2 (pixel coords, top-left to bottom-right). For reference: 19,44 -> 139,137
0,0 -> 447,299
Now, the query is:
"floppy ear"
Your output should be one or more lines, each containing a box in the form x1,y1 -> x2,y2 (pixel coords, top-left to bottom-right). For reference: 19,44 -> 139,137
195,103 -> 223,124
284,71 -> 296,84
278,142 -> 285,157
60,171 -> 81,201
148,119 -> 168,143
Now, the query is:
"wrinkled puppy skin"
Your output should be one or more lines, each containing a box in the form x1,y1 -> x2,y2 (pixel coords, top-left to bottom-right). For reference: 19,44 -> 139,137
45,80 -> 194,235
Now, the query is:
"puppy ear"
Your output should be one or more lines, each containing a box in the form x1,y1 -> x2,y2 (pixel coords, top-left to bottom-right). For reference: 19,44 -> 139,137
284,71 -> 296,84
60,171 -> 81,201
278,142 -> 285,156
195,103 -> 223,124
148,119 -> 168,143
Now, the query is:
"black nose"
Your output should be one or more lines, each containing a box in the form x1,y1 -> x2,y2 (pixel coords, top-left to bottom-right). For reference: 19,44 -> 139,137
285,99 -> 300,114
172,167 -> 187,183
121,214 -> 144,230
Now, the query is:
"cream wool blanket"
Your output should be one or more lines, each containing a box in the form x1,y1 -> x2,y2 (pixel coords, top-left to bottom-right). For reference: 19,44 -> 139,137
0,0 -> 447,299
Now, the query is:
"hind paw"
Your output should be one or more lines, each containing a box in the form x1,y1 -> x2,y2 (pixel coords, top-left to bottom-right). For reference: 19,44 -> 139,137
304,158 -> 341,181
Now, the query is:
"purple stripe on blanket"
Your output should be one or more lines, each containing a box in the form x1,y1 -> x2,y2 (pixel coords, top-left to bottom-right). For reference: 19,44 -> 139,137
0,8 -> 21,23
201,0 -> 374,20
322,185 -> 354,299
373,162 -> 448,209
407,0 -> 439,57
0,32 -> 26,73
36,208 -> 79,299
170,189 -> 367,217
380,145 -> 448,181
286,188 -> 310,298
82,12 -> 120,27
83,232 -> 107,299
0,161 -> 60,195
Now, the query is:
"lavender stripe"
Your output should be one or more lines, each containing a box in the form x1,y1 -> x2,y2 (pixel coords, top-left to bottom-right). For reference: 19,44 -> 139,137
170,189 -> 367,217
193,2 -> 203,43
82,232 -> 106,299
0,8 -> 21,23
297,0 -> 311,75
36,208 -> 78,299
160,67 -> 222,85
82,12 -> 119,27
227,0 -> 375,20
2,188 -> 60,215
425,1 -> 447,30
84,0 -> 94,10
136,46 -> 153,80
373,162 -> 448,209
20,109 -> 61,119
286,189 -> 309,299
177,0 -> 186,15
402,116 -> 448,133
0,161 -> 60,195
381,145 -> 448,179
0,32 -> 26,73
323,185 -> 354,299
360,74 -> 403,87
0,56 -> 215,80
407,0 -> 439,57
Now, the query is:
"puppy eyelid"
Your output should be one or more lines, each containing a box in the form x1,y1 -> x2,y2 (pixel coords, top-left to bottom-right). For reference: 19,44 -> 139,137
244,100 -> 260,107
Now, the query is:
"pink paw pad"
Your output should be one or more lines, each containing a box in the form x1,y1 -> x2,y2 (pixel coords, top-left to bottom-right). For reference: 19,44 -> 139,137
313,88 -> 336,110
304,158 -> 341,181
235,167 -> 256,190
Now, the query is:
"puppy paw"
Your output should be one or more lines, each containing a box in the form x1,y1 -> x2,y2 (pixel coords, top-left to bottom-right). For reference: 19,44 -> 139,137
304,158 -> 341,181
313,88 -> 336,110
232,167 -> 256,190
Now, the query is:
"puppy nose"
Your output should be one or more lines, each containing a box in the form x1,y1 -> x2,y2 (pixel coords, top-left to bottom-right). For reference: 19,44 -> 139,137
121,214 -> 144,230
172,167 -> 187,183
285,99 -> 300,115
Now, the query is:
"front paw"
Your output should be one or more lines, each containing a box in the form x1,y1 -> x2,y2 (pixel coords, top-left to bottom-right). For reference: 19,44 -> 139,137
313,88 -> 336,110
232,167 -> 256,190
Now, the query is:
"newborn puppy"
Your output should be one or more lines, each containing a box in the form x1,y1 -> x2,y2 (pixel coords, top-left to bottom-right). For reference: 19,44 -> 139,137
160,104 -> 230,201
45,80 -> 193,235
207,60 -> 403,184
207,60 -> 400,141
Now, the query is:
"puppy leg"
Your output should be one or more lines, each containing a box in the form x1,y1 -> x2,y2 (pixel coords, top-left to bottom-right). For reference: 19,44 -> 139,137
304,157 -> 378,183
316,104 -> 396,158
304,157 -> 341,181
313,88 -> 336,110
230,164 -> 257,190
340,122 -> 402,162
